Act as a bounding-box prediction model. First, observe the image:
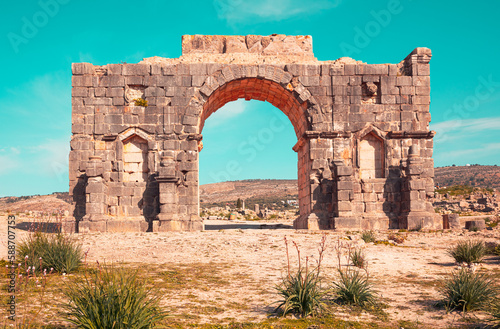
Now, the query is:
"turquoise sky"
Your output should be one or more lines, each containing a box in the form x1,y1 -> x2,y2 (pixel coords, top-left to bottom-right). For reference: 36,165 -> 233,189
1,0 -> 499,197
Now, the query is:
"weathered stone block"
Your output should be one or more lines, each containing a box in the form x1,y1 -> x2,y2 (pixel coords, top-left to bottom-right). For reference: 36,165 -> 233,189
106,220 -> 143,232
465,220 -> 486,231
78,220 -> 107,233
72,76 -> 93,87
72,63 -> 94,75
123,64 -> 150,76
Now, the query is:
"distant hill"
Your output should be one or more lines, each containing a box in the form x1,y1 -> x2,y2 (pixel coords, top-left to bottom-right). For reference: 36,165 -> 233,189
0,192 -> 70,214
200,179 -> 298,209
434,165 -> 500,189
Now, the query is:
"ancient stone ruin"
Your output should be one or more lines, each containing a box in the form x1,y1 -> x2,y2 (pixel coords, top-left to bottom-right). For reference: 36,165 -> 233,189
68,34 -> 441,232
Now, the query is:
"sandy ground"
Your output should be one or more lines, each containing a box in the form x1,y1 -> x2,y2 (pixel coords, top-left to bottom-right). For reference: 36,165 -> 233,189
1,217 -> 500,328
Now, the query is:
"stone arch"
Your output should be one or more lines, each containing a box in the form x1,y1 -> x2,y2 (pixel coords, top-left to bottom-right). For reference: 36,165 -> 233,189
191,65 -> 324,137
186,65 -> 324,224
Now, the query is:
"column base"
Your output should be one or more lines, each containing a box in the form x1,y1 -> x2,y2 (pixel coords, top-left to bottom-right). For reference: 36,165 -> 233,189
399,212 -> 443,230
360,215 -> 390,230
293,213 -> 322,230
61,220 -> 77,233
332,216 -> 361,230
78,218 -> 149,233
153,219 -> 204,232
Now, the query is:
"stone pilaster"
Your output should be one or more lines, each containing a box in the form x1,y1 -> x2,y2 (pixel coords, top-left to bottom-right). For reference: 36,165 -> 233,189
400,145 -> 441,230
80,156 -> 108,233
332,160 -> 360,229
155,155 -> 203,232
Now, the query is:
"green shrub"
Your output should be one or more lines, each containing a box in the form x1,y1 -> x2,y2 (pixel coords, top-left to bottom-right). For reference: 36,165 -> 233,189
387,233 -> 405,244
349,248 -> 366,269
134,98 -> 148,107
63,266 -> 166,328
361,231 -> 376,243
17,232 -> 83,274
441,268 -> 497,312
333,268 -> 377,307
275,236 -> 326,317
275,269 -> 324,317
448,239 -> 486,265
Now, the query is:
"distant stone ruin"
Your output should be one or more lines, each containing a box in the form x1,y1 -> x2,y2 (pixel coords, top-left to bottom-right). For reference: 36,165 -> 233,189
68,34 -> 440,232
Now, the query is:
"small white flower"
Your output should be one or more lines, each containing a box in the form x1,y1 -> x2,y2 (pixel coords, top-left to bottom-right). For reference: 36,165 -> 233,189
5,265 -> 8,268
18,263 -> 21,267
50,267 -> 54,271
39,257 -> 42,260
62,272 -> 66,276
25,255 -> 28,259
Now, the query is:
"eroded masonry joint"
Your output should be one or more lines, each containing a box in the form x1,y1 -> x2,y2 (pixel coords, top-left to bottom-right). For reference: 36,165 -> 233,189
67,34 -> 440,233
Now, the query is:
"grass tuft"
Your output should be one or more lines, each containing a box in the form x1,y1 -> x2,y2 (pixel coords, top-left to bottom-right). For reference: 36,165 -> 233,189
16,231 -> 83,274
275,236 -> 326,317
275,269 -> 324,318
63,265 -> 166,328
361,231 -> 376,243
333,268 -> 377,307
440,268 -> 497,312
448,239 -> 486,265
349,248 -> 366,269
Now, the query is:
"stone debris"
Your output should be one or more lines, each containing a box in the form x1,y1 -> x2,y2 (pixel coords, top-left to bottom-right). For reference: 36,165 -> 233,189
433,192 -> 500,215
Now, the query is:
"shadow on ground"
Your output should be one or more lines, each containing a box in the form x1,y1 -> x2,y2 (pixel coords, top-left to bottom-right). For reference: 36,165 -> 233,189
204,221 -> 293,231
16,222 -> 61,233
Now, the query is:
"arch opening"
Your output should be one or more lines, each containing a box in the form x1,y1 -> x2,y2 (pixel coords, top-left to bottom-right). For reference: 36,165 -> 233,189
198,77 -> 312,222
200,78 -> 308,138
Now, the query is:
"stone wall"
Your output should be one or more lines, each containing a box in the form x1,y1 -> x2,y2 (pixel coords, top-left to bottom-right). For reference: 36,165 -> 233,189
68,34 -> 440,232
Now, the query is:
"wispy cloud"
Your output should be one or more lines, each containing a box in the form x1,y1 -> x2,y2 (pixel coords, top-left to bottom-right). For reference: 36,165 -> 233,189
432,116 -> 500,166
204,99 -> 248,129
431,117 -> 500,144
3,71 -> 71,133
0,154 -> 19,175
29,138 -> 70,180
436,142 -> 500,163
0,71 -> 71,195
214,0 -> 340,25
0,138 -> 69,179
